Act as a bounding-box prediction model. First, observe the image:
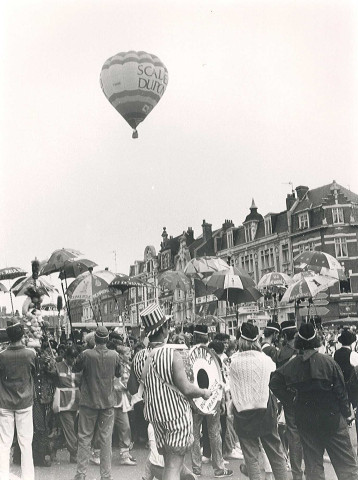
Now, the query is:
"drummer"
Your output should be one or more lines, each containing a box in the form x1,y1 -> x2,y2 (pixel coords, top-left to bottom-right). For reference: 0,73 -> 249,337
191,325 -> 233,478
131,303 -> 211,480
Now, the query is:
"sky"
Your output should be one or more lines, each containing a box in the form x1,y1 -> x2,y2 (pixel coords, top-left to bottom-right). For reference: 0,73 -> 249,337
1,0 -> 358,312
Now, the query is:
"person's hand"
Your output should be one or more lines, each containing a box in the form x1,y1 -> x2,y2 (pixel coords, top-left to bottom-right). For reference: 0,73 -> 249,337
346,415 -> 355,426
202,388 -> 212,400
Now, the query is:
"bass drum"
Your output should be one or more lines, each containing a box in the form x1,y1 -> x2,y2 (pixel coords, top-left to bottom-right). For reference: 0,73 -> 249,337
188,345 -> 223,415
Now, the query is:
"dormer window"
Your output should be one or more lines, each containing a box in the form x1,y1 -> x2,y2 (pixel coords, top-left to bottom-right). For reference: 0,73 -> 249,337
298,212 -> 309,229
227,230 -> 233,248
264,217 -> 272,236
332,207 -> 344,224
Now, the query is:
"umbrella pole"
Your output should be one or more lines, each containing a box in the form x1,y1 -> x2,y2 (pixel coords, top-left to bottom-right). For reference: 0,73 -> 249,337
9,290 -> 14,316
89,300 -> 98,326
97,299 -> 103,325
225,288 -> 228,334
61,281 -> 75,343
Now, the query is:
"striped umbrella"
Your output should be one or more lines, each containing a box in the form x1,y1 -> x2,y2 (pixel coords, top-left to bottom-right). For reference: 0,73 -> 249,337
293,251 -> 345,280
258,272 -> 293,289
67,269 -> 116,300
281,273 -> 337,303
184,256 -> 230,281
109,273 -> 146,293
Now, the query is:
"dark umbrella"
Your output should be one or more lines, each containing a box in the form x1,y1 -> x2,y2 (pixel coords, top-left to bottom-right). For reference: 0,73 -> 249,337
109,273 -> 146,293
59,258 -> 98,280
0,267 -> 28,315
40,248 -> 83,275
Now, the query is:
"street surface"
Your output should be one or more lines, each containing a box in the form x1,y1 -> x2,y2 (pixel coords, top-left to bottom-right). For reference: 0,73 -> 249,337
10,435 -> 352,480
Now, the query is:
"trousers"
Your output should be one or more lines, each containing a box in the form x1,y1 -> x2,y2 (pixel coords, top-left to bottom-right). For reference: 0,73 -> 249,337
0,406 -> 34,480
114,408 -> 131,449
76,405 -> 114,479
59,410 -> 78,455
192,409 -> 225,474
283,405 -> 303,480
298,414 -> 358,480
238,427 -> 288,480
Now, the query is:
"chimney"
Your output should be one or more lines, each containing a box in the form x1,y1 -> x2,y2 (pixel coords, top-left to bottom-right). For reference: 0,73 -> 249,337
286,192 -> 296,210
186,227 -> 194,243
202,219 -> 212,243
222,219 -> 234,231
296,185 -> 309,200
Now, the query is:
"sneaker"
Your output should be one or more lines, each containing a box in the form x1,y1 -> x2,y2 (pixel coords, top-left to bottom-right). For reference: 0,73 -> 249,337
90,455 -> 100,465
214,469 -> 233,478
119,456 -> 137,466
192,468 -> 201,476
226,447 -> 243,460
202,456 -> 211,464
184,473 -> 198,480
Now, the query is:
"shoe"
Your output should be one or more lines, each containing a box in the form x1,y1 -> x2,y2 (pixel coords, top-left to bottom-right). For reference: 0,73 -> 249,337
214,469 -> 233,478
71,475 -> 86,480
119,456 -> 137,466
226,447 -> 243,460
184,473 -> 198,480
90,455 -> 100,465
240,464 -> 248,477
202,456 -> 211,464
192,468 -> 201,476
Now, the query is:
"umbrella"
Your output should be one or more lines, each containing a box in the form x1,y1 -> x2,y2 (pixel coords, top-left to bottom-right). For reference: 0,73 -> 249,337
40,248 -> 83,275
293,251 -> 345,280
214,286 -> 262,304
12,275 -> 58,298
0,267 -> 27,280
68,269 -> 116,300
109,273 -> 146,293
206,266 -> 257,291
0,283 -> 8,293
281,273 -> 338,303
258,272 -> 293,289
184,256 -> 230,281
158,271 -> 191,292
59,258 -> 98,280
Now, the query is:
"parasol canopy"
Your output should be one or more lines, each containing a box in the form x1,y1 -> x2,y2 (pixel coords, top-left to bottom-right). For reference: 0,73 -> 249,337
109,273 -> 146,293
184,256 -> 230,281
12,276 -> 58,298
0,283 -> 8,293
0,267 -> 27,280
206,266 -> 256,290
158,271 -> 191,292
281,273 -> 338,303
258,272 -> 293,289
293,251 -> 345,280
68,269 -> 116,300
41,248 -> 84,275
59,258 -> 98,280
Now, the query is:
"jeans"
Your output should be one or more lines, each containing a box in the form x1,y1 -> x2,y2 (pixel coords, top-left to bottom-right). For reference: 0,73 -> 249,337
283,405 -> 303,480
192,409 -> 225,474
76,406 -> 114,479
114,408 -> 131,450
0,406 -> 34,480
298,414 -> 358,480
59,410 -> 78,455
238,427 -> 288,480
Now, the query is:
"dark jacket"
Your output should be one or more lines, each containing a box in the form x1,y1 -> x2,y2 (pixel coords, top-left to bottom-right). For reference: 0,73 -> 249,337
73,344 -> 121,409
270,349 -> 351,435
261,342 -> 278,364
0,345 -> 36,410
276,342 -> 297,369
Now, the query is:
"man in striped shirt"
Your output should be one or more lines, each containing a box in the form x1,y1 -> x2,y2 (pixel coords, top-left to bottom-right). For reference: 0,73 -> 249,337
129,303 -> 211,480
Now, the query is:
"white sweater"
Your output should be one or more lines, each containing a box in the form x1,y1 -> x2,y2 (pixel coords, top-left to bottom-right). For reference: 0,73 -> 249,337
229,350 -> 275,413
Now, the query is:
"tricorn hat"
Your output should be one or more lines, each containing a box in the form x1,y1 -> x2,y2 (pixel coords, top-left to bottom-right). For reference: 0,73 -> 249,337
239,322 -> 259,342
281,320 -> 297,333
338,329 -> 356,346
266,321 -> 281,333
298,323 -> 316,341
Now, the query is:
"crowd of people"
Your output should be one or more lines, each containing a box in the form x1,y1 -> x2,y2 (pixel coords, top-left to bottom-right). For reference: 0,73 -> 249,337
1,307 -> 358,480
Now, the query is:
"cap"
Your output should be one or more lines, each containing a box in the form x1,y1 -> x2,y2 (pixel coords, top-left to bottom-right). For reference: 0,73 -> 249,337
6,323 -> 24,343
95,325 -> 109,340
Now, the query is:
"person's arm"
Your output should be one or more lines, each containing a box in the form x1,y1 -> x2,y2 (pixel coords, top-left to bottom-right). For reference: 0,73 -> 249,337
172,350 -> 211,399
114,352 -> 122,378
127,361 -> 140,395
72,351 -> 85,373
331,361 -> 351,420
269,369 -> 293,406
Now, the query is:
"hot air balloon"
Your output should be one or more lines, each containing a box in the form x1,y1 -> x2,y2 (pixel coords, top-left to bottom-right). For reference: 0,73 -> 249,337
100,50 -> 169,138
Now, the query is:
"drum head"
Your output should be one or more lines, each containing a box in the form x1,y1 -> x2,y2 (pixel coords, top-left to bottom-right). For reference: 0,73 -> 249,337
189,345 -> 223,414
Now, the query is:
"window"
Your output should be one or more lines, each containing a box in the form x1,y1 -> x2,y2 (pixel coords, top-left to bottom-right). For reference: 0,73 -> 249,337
104,304 -> 108,315
227,230 -> 233,248
260,247 -> 274,270
335,238 -> 348,258
298,212 -> 309,229
264,217 -> 272,236
332,207 -> 344,224
298,242 -> 315,254
241,253 -> 254,273
282,244 -> 289,264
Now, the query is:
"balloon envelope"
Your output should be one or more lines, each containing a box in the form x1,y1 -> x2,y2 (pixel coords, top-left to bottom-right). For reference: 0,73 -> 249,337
100,50 -> 168,136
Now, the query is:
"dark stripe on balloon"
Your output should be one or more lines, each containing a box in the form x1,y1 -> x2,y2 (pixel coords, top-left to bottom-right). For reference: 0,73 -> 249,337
108,90 -> 163,103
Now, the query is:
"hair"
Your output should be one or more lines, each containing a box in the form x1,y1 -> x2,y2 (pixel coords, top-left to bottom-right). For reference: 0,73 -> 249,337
237,337 -> 262,352
95,334 -> 108,345
117,345 -> 131,356
106,340 -> 117,350
193,332 -> 209,345
148,320 -> 169,342
133,342 -> 145,355
294,334 -> 321,351
84,331 -> 96,349
214,333 -> 229,342
283,330 -> 297,342
208,340 -> 225,355
57,343 -> 66,354
64,345 -> 79,359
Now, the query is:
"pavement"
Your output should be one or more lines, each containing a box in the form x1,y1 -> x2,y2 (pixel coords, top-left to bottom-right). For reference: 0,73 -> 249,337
9,438 -> 349,480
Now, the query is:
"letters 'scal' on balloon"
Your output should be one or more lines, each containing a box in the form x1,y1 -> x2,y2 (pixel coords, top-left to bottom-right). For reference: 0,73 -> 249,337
100,51 -> 169,139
